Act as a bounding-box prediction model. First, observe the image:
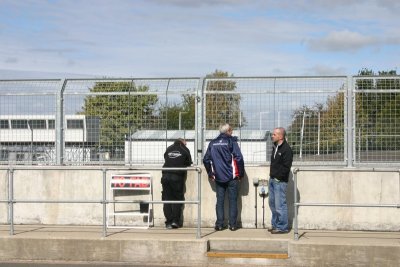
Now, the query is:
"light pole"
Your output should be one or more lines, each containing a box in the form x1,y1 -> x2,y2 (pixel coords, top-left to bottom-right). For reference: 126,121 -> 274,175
28,120 -> 33,161
276,110 -> 281,127
179,112 -> 188,130
317,112 -> 320,155
299,111 -> 306,158
259,111 -> 269,131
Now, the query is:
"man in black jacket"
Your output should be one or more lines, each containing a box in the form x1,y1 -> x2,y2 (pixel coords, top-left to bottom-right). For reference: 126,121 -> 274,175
269,127 -> 293,234
162,138 -> 192,229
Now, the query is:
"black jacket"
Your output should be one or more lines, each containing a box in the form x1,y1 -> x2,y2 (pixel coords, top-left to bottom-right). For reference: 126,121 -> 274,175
162,140 -> 193,175
269,140 -> 293,182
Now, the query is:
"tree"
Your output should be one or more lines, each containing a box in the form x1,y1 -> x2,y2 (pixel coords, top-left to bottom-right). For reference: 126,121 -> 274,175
319,91 -> 345,153
355,68 -> 400,150
288,103 -> 330,154
205,70 -> 243,129
160,70 -> 245,130
159,94 -> 196,130
287,68 -> 399,157
81,81 -> 158,157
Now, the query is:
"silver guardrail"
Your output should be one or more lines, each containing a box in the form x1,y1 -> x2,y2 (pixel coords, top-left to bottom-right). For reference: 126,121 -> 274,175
292,167 -> 400,240
0,166 -> 203,239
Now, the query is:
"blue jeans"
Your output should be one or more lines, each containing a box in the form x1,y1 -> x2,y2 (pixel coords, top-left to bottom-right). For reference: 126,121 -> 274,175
215,179 -> 239,228
268,178 -> 288,231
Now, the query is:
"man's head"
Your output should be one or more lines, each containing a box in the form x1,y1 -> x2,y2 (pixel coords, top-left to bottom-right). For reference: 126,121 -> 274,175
176,138 -> 187,146
219,123 -> 233,136
272,127 -> 286,144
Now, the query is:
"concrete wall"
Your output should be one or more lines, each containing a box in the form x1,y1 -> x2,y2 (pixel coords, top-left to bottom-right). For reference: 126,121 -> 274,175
0,167 -> 399,231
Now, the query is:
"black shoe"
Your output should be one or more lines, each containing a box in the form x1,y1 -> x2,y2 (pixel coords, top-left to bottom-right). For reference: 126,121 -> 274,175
214,226 -> 224,231
229,226 -> 238,231
271,229 -> 289,234
166,224 -> 173,229
268,228 -> 275,232
171,222 -> 179,229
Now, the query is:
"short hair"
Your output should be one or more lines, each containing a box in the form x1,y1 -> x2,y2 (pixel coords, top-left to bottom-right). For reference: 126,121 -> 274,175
219,123 -> 231,134
275,127 -> 286,138
176,138 -> 186,145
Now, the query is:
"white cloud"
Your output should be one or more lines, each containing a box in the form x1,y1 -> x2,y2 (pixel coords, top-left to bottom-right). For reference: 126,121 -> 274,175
0,0 -> 398,77
306,65 -> 347,76
147,0 -> 257,8
307,30 -> 378,52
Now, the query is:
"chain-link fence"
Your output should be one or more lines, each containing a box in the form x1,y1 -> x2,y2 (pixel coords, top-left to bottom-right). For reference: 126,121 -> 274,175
203,77 -> 347,164
354,76 -> 400,164
0,76 -> 399,166
0,80 -> 59,165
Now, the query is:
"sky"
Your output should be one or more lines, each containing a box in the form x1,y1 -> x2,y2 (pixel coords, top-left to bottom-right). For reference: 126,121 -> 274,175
0,0 -> 399,78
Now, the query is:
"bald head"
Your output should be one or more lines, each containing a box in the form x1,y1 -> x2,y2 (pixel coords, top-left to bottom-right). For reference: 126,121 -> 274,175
272,127 -> 286,144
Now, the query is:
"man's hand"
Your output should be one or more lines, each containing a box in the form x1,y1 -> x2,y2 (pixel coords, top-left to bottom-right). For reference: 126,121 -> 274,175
209,175 -> 215,181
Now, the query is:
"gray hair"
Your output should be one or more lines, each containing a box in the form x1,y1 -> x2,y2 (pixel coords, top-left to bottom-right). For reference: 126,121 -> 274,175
219,123 -> 231,134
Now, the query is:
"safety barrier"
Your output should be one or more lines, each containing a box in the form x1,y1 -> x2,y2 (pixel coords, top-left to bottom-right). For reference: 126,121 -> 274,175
0,166 -> 203,238
292,167 -> 400,240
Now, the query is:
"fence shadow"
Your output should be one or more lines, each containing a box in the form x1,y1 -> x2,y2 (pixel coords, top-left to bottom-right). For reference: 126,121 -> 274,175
287,171 -> 300,230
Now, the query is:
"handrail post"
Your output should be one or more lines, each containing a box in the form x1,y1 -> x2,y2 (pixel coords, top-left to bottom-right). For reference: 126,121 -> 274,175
8,168 -> 14,236
102,168 -> 107,237
293,168 -> 299,240
398,169 -> 400,208
196,167 -> 202,239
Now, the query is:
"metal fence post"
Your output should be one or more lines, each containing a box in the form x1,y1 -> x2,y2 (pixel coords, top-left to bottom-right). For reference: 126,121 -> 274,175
56,79 -> 66,165
197,167 -> 202,239
346,76 -> 354,167
195,77 -> 205,165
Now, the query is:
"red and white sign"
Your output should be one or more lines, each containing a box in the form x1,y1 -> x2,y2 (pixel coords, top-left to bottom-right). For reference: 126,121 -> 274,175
111,174 -> 151,189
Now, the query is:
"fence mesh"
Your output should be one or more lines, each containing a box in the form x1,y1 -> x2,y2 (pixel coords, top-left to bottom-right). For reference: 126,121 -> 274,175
0,80 -> 59,164
63,78 -> 198,164
354,76 -> 400,163
203,77 -> 347,164
1,76 -> 399,165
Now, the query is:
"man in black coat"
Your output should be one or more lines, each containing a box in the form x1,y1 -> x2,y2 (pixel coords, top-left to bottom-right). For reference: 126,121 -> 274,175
269,127 -> 293,234
162,138 -> 192,229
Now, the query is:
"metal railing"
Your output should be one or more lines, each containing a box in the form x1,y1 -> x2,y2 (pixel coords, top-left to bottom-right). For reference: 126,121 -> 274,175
292,167 -> 400,240
0,166 -> 203,238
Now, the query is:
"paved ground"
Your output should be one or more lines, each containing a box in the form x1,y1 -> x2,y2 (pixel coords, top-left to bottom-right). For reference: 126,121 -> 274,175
0,224 -> 290,241
1,224 -> 399,246
0,225 -> 399,266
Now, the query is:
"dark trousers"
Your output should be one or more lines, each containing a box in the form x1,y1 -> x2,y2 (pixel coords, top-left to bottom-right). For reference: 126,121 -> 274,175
161,173 -> 185,225
215,179 -> 239,228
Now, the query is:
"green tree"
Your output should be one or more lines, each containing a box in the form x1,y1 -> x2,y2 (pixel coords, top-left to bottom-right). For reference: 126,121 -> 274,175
81,81 -> 158,157
205,70 -> 243,129
158,94 -> 196,130
355,69 -> 400,150
287,69 -> 399,157
160,70 -> 245,130
319,91 -> 345,153
288,87 -> 346,156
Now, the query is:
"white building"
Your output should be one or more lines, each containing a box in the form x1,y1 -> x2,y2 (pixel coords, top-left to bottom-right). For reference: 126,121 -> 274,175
125,130 -> 271,164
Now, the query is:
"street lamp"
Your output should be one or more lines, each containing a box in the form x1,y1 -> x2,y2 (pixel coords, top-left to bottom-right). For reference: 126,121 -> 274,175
276,110 -> 281,127
259,111 -> 269,131
27,120 -> 33,161
317,112 -> 320,155
299,111 -> 312,158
